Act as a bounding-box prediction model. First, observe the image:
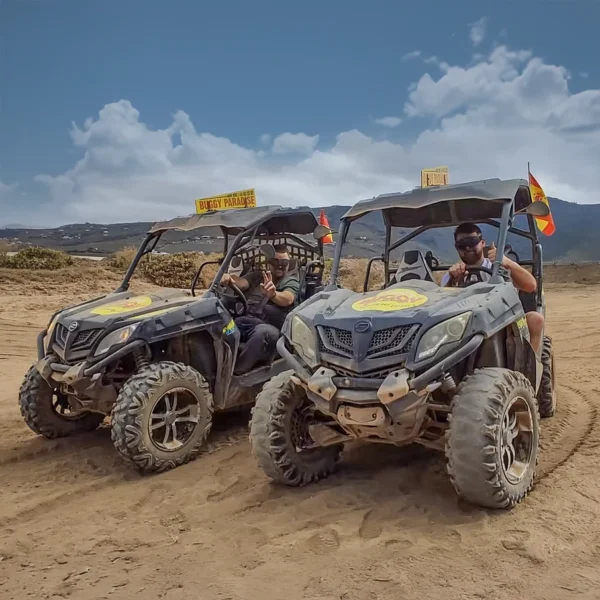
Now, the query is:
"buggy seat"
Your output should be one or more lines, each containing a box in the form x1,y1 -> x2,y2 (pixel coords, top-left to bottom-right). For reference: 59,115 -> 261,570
231,242 -> 324,305
391,249 -> 436,285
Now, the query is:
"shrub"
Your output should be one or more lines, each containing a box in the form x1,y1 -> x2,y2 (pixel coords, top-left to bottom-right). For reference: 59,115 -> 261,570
0,247 -> 74,270
105,246 -> 138,270
140,252 -> 205,288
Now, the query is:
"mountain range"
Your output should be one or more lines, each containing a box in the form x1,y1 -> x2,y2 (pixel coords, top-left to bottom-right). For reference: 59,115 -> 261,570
1,196 -> 599,263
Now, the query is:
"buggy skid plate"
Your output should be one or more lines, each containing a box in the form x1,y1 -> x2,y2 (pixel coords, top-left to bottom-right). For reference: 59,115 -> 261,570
306,366 -> 421,424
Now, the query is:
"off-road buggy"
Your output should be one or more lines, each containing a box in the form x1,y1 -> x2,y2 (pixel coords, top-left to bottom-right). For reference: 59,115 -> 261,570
19,206 -> 326,473
249,179 -> 556,510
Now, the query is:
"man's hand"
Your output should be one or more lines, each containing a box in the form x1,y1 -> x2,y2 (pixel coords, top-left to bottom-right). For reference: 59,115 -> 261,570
261,271 -> 276,299
449,261 -> 467,282
221,273 -> 232,287
487,243 -> 510,266
488,242 -> 536,292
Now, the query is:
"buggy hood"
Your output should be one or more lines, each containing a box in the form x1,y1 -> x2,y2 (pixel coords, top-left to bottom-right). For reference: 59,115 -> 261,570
55,289 -> 198,327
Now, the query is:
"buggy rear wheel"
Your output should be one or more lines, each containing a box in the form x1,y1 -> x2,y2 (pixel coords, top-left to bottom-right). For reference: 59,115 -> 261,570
537,335 -> 556,418
249,371 -> 342,486
111,361 -> 213,474
445,367 -> 540,510
19,366 -> 105,439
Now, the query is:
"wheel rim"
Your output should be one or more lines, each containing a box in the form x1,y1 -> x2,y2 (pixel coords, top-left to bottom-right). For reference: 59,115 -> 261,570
52,391 -> 88,421
290,405 -> 317,452
148,387 -> 200,452
500,395 -> 535,484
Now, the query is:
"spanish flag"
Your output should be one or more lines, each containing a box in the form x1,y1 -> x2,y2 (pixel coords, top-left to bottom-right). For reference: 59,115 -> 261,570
528,169 -> 556,236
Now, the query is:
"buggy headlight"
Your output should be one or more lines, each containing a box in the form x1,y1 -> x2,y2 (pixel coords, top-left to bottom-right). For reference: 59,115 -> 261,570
290,316 -> 317,367
47,314 -> 60,340
45,314 -> 61,352
416,312 -> 471,361
94,324 -> 139,356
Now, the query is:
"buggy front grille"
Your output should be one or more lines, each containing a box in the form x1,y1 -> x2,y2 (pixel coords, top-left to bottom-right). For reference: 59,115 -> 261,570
318,326 -> 354,358
54,324 -> 103,353
366,325 -> 421,358
318,324 -> 421,360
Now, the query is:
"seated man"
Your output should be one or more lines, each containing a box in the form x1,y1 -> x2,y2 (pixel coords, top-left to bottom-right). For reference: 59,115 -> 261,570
221,244 -> 299,374
441,223 -> 545,355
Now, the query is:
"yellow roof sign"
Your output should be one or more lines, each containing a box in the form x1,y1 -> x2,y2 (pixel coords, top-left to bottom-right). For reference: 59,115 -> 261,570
195,188 -> 256,214
420,166 -> 449,188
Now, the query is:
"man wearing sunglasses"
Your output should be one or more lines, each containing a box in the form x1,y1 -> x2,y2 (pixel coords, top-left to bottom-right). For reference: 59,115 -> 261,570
220,243 -> 299,373
441,223 -> 544,354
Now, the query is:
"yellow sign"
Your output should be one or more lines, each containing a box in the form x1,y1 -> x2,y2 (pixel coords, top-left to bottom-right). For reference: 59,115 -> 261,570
91,296 -> 153,316
421,166 -> 449,188
195,189 -> 256,214
352,289 -> 429,312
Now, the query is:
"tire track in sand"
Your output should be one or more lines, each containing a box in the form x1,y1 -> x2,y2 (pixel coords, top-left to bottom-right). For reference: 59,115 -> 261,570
537,385 -> 599,480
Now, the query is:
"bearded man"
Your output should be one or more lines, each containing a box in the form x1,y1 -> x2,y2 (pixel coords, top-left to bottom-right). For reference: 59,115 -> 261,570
441,223 -> 544,354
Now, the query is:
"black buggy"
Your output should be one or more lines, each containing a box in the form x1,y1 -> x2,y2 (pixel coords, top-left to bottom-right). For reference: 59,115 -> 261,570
19,206 -> 326,474
250,179 -> 556,510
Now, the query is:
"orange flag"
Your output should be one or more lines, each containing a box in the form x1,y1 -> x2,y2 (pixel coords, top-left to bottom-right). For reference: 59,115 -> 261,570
528,171 -> 556,236
319,209 -> 333,244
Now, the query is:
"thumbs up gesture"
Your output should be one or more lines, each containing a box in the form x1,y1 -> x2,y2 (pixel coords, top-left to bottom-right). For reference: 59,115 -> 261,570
488,242 -> 497,262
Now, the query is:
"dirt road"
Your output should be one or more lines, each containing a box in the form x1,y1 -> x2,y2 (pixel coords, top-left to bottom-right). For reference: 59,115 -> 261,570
1,273 -> 599,600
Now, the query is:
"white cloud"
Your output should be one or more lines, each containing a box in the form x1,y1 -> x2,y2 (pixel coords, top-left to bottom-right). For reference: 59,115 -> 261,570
0,179 -> 17,194
6,42 -> 599,226
580,72 -> 589,79
402,50 -> 422,61
271,132 -> 319,155
374,116 -> 402,128
259,133 -> 271,144
470,17 -> 488,47
402,50 -> 443,69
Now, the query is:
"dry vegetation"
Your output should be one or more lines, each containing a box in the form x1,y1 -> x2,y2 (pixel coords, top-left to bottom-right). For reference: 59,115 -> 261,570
0,247 -> 73,270
1,245 -> 598,295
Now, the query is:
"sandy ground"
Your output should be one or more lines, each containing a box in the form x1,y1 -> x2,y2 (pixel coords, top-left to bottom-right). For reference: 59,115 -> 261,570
1,269 -> 600,600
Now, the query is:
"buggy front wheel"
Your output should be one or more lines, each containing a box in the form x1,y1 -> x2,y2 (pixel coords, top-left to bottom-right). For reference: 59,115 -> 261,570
249,371 -> 342,486
445,367 -> 540,510
111,361 -> 213,474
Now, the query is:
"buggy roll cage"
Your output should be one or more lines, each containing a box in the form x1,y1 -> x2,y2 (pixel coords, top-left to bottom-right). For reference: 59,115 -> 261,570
326,178 -> 545,309
115,206 -> 324,295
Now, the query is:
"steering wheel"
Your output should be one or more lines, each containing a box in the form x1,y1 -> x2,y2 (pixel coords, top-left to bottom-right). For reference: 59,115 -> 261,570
453,265 -> 494,287
216,281 -> 248,317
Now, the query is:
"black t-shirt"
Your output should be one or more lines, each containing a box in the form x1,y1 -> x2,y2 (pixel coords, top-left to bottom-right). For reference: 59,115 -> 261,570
244,270 -> 300,328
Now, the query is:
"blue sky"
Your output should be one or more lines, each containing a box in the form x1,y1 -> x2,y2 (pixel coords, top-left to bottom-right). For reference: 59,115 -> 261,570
1,0 -> 599,225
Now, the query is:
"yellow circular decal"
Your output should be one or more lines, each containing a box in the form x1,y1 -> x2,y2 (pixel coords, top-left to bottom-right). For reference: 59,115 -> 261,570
91,296 -> 153,316
352,289 -> 428,312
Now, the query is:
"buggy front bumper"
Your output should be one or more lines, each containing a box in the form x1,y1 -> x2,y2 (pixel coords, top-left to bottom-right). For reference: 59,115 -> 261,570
37,339 -> 145,386
276,333 -> 484,416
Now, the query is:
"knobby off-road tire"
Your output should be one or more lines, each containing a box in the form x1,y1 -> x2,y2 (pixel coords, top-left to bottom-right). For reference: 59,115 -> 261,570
445,367 -> 540,510
111,361 -> 213,474
250,370 -> 342,486
19,366 -> 105,439
537,335 -> 556,418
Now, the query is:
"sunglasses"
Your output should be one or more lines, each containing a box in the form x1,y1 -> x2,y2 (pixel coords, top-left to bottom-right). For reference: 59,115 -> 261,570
455,236 -> 482,250
268,258 -> 289,269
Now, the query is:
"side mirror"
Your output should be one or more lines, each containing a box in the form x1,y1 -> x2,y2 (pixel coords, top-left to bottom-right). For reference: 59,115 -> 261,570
259,244 -> 276,259
313,224 -> 336,240
518,202 -> 550,217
